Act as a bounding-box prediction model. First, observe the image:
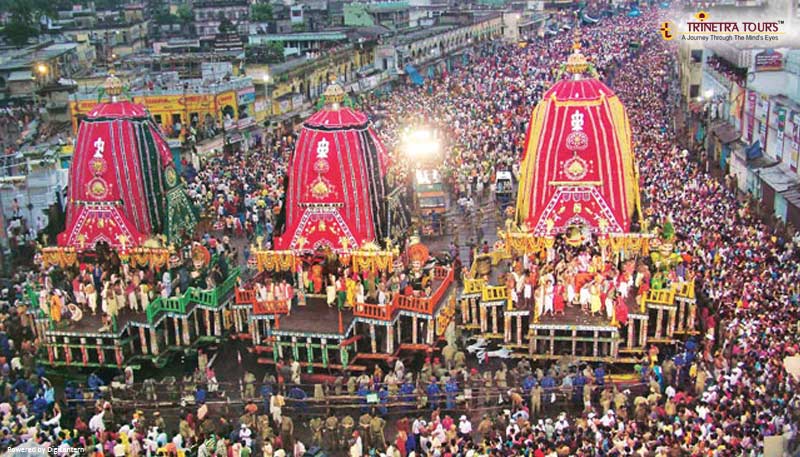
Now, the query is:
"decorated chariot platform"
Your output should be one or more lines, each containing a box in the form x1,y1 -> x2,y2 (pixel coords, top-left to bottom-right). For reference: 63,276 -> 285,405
25,267 -> 240,369
22,73 -> 248,370
459,251 -> 697,365
229,82 -> 457,373
456,33 -> 699,365
232,261 -> 457,373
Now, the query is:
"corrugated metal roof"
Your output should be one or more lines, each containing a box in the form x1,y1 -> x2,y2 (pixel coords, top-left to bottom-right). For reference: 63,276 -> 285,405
780,186 -> 800,207
709,120 -> 740,144
252,32 -> 348,41
759,165 -> 797,192
8,70 -> 32,82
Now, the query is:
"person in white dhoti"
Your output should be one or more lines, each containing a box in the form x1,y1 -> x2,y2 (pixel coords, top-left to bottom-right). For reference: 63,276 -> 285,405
605,285 -> 615,319
534,284 -> 545,320
270,393 -> 284,424
579,284 -> 591,313
89,410 -> 105,432
523,278 -> 533,309
543,280 -> 554,316
256,283 -> 268,303
139,281 -> 150,312
127,279 -> 139,312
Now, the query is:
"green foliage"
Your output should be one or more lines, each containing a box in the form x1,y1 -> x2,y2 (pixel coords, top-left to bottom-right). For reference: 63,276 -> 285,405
267,40 -> 284,57
1,0 -> 54,45
176,4 -> 193,24
662,218 -> 674,241
251,3 -> 273,21
218,16 -> 234,34
3,21 -> 39,46
154,9 -> 177,25
153,4 -> 192,26
245,41 -> 284,64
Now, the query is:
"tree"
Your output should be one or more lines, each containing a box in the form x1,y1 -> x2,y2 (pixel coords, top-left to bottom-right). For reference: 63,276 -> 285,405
266,41 -> 284,61
245,41 -> 285,64
218,16 -> 235,34
176,4 -> 193,24
154,8 -> 177,25
1,0 -> 53,46
250,3 -> 273,22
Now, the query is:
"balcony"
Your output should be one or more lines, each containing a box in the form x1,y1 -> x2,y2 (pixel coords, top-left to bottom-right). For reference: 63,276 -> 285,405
146,266 -> 241,323
706,67 -> 734,91
704,56 -> 746,90
353,266 -> 454,321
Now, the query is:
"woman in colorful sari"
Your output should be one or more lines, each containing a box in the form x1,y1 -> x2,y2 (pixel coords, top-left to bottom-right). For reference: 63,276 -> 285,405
50,290 -> 63,323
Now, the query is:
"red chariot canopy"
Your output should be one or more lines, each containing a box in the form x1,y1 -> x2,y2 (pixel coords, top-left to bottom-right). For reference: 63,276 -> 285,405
274,84 -> 389,252
58,76 -> 194,251
516,65 -> 641,237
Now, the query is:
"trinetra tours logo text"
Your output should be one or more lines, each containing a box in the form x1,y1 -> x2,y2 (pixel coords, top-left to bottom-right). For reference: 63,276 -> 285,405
659,11 -> 784,42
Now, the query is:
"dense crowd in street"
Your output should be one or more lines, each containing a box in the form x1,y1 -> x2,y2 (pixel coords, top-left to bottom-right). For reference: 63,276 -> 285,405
1,5 -> 799,457
365,14 -> 652,208
183,134 -> 293,247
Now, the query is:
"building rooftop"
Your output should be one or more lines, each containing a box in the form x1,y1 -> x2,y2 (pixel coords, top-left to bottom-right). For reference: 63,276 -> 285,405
59,18 -> 148,32
396,25 -> 455,44
0,43 -> 79,71
193,0 -> 249,8
250,32 -> 349,42
268,45 -> 355,76
366,1 -> 410,12
74,74 -> 253,99
8,70 -> 32,82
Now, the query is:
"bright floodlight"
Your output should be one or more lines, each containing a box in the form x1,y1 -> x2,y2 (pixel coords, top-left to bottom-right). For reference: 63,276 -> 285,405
704,89 -> 714,99
402,128 -> 441,160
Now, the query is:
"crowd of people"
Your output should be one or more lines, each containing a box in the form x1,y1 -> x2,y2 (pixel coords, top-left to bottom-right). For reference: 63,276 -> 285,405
28,236 -> 237,331
364,14 -> 653,214
1,5 -> 800,457
704,56 -> 746,88
183,134 -> 293,249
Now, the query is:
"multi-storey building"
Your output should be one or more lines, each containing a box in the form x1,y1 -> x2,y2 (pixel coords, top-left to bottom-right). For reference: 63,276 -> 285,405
679,41 -> 800,229
193,0 -> 250,39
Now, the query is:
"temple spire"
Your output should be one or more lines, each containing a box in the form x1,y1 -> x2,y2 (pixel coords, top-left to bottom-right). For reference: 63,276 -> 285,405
104,59 -> 122,101
564,26 -> 589,78
323,75 -> 345,111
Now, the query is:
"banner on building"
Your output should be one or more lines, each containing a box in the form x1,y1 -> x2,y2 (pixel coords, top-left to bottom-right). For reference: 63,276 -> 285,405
746,90 -> 757,143
754,49 -> 784,72
237,88 -> 256,105
776,105 -> 786,159
777,106 -> 787,131
291,94 -> 304,110
730,84 -> 744,121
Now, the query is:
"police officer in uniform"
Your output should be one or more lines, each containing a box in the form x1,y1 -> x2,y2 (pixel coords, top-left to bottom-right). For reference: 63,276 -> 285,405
243,372 -> 257,399
531,383 -> 543,416
369,414 -> 386,450
340,415 -> 355,450
279,416 -> 294,452
358,412 -> 372,450
323,415 -> 339,451
309,417 -> 323,447
144,378 -> 157,401
257,415 -> 274,443
482,370 -> 493,406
